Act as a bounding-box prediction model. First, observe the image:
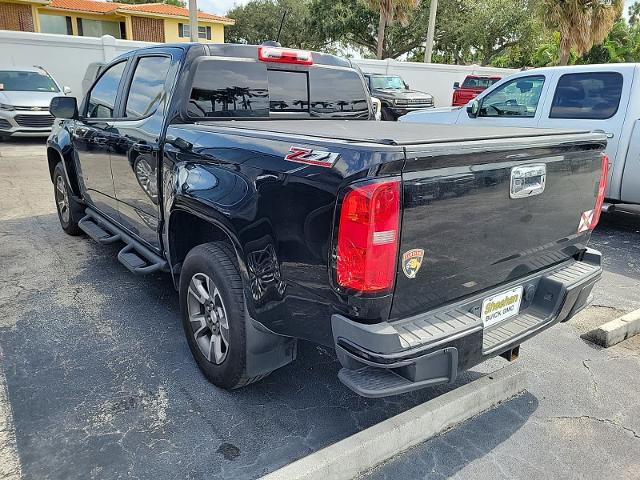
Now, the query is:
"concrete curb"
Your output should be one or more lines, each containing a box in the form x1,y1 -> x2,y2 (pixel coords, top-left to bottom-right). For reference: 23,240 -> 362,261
261,367 -> 527,480
585,307 -> 640,348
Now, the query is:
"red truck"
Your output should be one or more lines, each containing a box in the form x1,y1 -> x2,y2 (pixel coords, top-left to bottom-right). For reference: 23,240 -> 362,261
452,75 -> 501,106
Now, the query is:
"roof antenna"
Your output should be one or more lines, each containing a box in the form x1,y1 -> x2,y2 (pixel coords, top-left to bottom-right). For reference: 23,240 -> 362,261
276,9 -> 287,45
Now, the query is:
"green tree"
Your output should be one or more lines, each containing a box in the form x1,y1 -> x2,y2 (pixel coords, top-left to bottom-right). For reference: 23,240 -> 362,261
225,0 -> 327,50
308,0 -> 430,58
410,0 -> 540,66
367,0 -> 419,59
542,0 -> 624,65
629,0 -> 640,26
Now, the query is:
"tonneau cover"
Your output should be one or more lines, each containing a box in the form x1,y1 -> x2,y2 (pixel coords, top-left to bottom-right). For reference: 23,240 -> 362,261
199,119 -> 593,146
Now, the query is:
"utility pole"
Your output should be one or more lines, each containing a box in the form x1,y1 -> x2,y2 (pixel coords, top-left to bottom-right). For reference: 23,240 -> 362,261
189,0 -> 198,42
423,0 -> 438,63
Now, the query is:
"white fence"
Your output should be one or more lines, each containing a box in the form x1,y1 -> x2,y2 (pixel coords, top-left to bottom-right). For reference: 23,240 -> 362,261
0,30 -> 152,99
353,59 -> 516,107
0,30 -> 516,106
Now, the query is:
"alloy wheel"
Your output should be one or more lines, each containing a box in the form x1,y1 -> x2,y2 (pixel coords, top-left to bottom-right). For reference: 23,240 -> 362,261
186,272 -> 230,364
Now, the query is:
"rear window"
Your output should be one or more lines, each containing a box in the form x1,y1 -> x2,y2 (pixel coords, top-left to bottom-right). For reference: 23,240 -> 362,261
310,69 -> 369,118
187,58 -> 370,119
462,77 -> 499,89
188,60 -> 269,118
549,72 -> 623,120
268,70 -> 308,113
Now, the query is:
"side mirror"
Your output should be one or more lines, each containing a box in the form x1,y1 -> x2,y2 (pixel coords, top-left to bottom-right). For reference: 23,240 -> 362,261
453,81 -> 460,89
63,86 -> 72,95
404,82 -> 410,89
467,99 -> 480,118
50,96 -> 78,119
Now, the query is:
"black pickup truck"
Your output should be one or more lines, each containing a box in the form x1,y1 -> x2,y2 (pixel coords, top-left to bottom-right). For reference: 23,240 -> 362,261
47,43 -> 607,398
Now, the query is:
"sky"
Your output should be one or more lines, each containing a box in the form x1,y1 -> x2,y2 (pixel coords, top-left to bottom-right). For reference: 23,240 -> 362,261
200,0 -> 248,15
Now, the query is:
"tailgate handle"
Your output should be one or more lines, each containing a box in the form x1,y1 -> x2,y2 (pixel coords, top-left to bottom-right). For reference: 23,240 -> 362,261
510,164 -> 546,199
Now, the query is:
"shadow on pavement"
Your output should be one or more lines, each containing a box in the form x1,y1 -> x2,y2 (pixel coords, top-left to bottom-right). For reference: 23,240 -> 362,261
0,213 -> 494,480
590,211 -> 640,281
364,392 -> 538,479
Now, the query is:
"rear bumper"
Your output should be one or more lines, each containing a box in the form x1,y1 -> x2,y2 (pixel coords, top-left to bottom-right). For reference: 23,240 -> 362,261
332,249 -> 602,397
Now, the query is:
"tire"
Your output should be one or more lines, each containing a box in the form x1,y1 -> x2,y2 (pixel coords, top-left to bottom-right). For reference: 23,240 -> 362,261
179,242 -> 266,389
381,107 -> 395,121
53,162 -> 83,236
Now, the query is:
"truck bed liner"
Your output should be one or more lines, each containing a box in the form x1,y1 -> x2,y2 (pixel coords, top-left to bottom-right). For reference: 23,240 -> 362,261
199,119 -> 592,146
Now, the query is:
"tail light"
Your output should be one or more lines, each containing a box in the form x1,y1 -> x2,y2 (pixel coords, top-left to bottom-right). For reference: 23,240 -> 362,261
258,46 -> 313,65
578,153 -> 609,233
336,178 -> 400,293
590,153 -> 609,230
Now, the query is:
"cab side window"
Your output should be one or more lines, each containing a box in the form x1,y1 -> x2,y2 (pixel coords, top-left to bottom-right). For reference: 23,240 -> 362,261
480,76 -> 545,118
86,61 -> 126,119
549,72 -> 623,120
124,56 -> 172,118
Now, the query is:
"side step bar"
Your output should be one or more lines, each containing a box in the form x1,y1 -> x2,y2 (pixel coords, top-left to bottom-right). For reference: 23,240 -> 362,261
78,209 -> 168,275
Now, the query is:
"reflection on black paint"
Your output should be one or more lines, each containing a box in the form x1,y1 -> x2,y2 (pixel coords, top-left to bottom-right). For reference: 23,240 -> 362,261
188,59 -> 270,118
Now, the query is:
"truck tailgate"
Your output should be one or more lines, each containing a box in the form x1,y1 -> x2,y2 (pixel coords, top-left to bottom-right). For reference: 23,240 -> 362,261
391,132 -> 607,320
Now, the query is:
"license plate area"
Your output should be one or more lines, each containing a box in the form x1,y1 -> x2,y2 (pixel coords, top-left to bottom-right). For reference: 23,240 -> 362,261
481,286 -> 524,328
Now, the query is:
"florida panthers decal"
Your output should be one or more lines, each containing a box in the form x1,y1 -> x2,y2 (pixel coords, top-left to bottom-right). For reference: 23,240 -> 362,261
402,248 -> 425,279
284,147 -> 340,168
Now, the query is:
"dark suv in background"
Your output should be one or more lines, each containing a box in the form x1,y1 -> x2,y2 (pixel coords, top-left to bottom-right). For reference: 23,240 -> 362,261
363,73 -> 434,121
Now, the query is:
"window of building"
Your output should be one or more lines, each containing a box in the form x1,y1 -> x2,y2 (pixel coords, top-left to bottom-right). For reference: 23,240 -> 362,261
479,75 -> 545,118
549,72 -> 623,120
124,56 -> 172,118
77,18 -> 122,38
178,23 -> 211,40
39,14 -> 72,35
86,61 -> 126,119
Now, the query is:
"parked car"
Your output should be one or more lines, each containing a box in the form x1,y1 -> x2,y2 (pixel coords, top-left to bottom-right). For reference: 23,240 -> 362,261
363,73 -> 434,120
81,62 -> 106,99
47,43 -> 605,398
452,75 -> 501,106
0,66 -> 70,140
401,63 -> 640,208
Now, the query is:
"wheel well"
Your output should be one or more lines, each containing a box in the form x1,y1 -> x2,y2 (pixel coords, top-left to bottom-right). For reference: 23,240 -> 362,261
47,148 -> 61,182
47,147 -> 81,196
168,210 -> 236,271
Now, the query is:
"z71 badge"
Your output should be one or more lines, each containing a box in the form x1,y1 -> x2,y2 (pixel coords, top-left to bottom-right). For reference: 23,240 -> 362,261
284,147 -> 340,168
402,249 -> 424,279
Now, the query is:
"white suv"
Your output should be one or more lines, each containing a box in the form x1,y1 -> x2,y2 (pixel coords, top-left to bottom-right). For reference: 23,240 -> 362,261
0,66 -> 70,140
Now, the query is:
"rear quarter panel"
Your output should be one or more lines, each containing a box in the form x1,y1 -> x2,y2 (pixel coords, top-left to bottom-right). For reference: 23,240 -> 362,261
162,124 -> 405,346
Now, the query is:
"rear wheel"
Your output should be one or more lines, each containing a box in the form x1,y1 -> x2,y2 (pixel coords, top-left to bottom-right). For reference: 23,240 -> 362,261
179,242 -> 267,389
53,162 -> 83,236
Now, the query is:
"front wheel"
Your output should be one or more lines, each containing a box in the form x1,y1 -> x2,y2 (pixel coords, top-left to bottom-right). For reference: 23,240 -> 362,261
179,242 -> 268,389
381,107 -> 395,121
53,162 -> 83,236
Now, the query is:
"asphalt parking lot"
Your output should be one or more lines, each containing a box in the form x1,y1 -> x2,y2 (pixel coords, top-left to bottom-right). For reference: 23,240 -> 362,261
1,139 -> 639,480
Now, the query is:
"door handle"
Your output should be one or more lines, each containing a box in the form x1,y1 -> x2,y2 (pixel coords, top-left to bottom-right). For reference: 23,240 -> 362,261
132,142 -> 153,154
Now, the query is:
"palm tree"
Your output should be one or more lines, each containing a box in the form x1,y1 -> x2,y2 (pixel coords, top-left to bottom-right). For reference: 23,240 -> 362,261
543,0 -> 624,65
369,0 -> 420,59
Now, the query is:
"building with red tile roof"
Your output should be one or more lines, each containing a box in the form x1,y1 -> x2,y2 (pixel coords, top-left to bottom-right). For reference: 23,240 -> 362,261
0,0 -> 234,43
